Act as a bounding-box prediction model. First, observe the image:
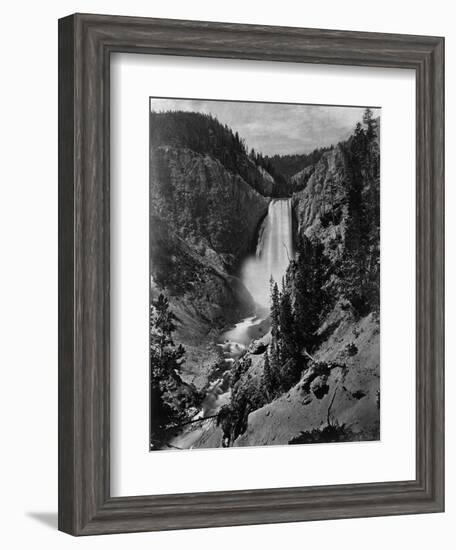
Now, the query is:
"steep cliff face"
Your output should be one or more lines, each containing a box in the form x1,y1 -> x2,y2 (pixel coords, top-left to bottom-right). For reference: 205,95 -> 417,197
150,215 -> 255,329
290,164 -> 315,192
292,145 -> 349,262
151,146 -> 270,272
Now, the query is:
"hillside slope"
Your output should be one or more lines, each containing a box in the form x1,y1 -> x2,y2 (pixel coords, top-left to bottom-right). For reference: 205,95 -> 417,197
234,308 -> 380,446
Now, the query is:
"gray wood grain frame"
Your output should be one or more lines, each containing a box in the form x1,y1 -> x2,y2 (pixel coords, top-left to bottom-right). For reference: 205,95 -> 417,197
58,13 -> 444,536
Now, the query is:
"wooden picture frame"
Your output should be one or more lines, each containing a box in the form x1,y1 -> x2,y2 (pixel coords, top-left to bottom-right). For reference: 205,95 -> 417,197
58,13 -> 444,535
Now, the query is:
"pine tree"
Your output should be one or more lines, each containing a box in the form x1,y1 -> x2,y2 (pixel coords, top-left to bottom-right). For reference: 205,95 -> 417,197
150,294 -> 185,375
279,287 -> 300,389
262,350 -> 275,400
342,123 -> 368,310
149,294 -> 191,448
363,107 -> 377,140
340,109 -> 380,315
268,278 -> 282,394
290,237 -> 328,354
269,342 -> 280,396
279,287 -> 295,360
270,278 -> 280,342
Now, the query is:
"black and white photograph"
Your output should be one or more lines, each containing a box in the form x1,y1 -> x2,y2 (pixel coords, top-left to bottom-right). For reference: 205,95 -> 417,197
149,98 -> 381,451
1,0 -> 449,544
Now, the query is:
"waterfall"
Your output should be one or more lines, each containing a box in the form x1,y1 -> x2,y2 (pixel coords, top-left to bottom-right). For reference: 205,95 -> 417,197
241,199 -> 293,308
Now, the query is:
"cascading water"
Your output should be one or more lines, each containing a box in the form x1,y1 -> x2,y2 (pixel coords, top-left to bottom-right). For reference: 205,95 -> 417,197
241,198 -> 294,308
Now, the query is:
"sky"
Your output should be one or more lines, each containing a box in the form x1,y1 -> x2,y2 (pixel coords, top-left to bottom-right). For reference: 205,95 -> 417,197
150,97 -> 380,156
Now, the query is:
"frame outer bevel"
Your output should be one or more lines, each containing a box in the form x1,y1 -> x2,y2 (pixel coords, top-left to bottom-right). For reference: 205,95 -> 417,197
58,14 -> 76,534
58,13 -> 445,536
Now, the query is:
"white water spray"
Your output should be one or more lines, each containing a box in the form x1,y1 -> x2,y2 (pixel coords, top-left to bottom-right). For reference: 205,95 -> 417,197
241,199 -> 293,307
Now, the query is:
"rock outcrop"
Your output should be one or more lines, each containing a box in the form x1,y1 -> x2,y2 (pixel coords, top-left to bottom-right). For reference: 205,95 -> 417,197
151,146 -> 270,272
292,145 -> 349,262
